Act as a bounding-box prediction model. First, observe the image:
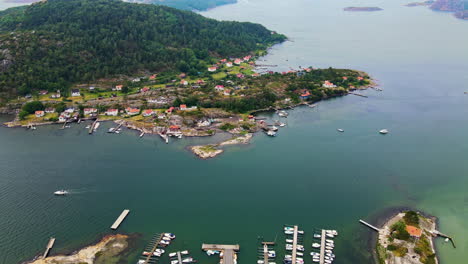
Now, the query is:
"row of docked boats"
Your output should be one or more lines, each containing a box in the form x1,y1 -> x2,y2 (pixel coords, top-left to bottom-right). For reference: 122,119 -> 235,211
257,239 -> 276,264
311,229 -> 338,264
137,233 -> 176,264
284,225 -> 305,264
168,250 -> 197,264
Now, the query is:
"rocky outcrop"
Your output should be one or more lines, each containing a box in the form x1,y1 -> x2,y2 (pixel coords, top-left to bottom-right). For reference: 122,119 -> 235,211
430,0 -> 464,11
0,49 -> 14,72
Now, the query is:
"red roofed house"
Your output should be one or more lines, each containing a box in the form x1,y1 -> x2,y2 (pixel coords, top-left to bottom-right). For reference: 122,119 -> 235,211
357,76 -> 364,81
180,80 -> 188,86
236,73 -> 245,79
234,59 -> 242,65
35,111 -> 45,117
140,87 -> 150,93
84,108 -> 98,115
342,76 -> 348,80
223,90 -> 232,96
142,109 -> 154,117
105,109 -> 119,116
180,104 -> 187,111
215,85 -> 225,91
300,90 -> 311,99
115,85 -> 123,91
166,106 -> 175,114
323,81 -> 337,88
197,79 -> 205,85
406,226 -> 422,238
125,107 -> 140,116
208,66 -> 217,72
243,55 -> 252,61
149,74 -> 157,80
226,62 -> 233,67
220,59 -> 227,63
169,125 -> 180,132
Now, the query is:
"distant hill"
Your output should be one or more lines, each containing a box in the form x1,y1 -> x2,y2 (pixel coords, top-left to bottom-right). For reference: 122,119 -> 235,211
0,0 -> 285,96
125,0 -> 237,11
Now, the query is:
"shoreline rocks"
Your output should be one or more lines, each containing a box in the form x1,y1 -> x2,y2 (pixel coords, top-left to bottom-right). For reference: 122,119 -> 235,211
190,133 -> 253,159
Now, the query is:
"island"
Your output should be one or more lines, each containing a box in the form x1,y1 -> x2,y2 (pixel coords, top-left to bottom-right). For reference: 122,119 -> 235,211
26,234 -> 132,264
344,7 -> 384,12
412,0 -> 468,20
404,1 -> 434,7
374,210 -> 446,264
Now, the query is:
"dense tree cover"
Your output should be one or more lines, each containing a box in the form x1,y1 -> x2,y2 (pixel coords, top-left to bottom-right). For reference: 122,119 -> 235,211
403,211 -> 420,226
0,0 -> 285,96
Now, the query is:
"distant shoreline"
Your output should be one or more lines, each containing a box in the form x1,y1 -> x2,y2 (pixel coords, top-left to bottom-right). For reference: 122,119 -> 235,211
344,7 -> 383,12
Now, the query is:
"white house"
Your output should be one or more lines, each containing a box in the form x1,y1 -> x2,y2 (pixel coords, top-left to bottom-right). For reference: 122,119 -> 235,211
84,108 -> 98,115
226,62 -> 233,67
71,89 -> 80,97
322,81 -> 337,88
208,66 -> 217,72
35,111 -> 45,117
105,109 -> 119,116
59,114 -> 67,122
142,109 -> 154,117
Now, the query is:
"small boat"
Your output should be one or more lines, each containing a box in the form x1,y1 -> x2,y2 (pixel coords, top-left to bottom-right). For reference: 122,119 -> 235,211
379,129 -> 389,134
169,253 -> 177,257
284,229 -> 293,234
326,239 -> 334,243
54,190 -> 68,196
337,128 -> 344,132
278,111 -> 288,117
85,125 -> 91,129
271,125 -> 279,131
267,130 -> 277,137
181,250 -> 189,255
312,243 -> 321,248
164,233 -> 175,239
313,234 -> 321,238
139,132 -> 145,138
182,257 -> 193,263
296,252 -> 303,256
445,238 -> 450,242
309,103 -> 318,108
286,239 -> 293,243
279,122 -> 286,127
171,260 -> 179,264
108,127 -> 116,133
284,227 -> 294,231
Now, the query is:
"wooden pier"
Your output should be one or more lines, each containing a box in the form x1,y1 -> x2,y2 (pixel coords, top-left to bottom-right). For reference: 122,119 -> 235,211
143,234 -> 164,264
88,119 -> 98,134
177,251 -> 183,264
291,225 -> 298,264
111,209 -> 130,230
42,237 -> 55,259
359,219 -> 380,232
202,244 -> 239,264
319,230 -> 326,264
431,230 -> 456,248
349,92 -> 368,98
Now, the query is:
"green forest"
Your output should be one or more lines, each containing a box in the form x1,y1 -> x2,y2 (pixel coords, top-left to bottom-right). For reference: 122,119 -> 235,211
0,0 -> 285,97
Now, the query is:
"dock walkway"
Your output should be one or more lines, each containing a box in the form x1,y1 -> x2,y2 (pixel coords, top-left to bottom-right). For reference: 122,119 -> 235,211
111,209 -> 130,230
359,219 -> 380,232
291,225 -> 298,264
42,237 -> 55,259
143,234 -> 164,264
202,244 -> 239,264
319,230 -> 326,264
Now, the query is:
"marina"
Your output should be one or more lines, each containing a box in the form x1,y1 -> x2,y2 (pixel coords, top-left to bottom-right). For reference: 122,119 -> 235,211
110,209 -> 130,230
257,240 -> 275,264
284,225 -> 304,264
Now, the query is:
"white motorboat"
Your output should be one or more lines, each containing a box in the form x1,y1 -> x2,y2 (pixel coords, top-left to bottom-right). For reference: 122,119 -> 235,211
284,229 -> 293,234
337,128 -> 344,132
279,122 -> 286,127
54,190 -> 68,196
181,250 -> 189,255
171,260 -> 179,264
182,257 -> 193,263
379,129 -> 389,134
164,233 -> 176,239
169,253 -> 177,257
309,104 -> 318,108
286,239 -> 293,243
257,261 -> 264,264
267,130 -> 277,137
278,111 -> 288,117
271,126 -> 279,131
312,243 -> 321,248
296,252 -> 303,256
313,234 -> 321,238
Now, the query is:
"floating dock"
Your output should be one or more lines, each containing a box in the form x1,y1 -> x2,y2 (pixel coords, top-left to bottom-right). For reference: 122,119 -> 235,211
88,119 -> 98,134
42,237 -> 55,259
111,209 -> 130,230
319,230 -> 326,264
142,234 -> 164,264
202,244 -> 239,264
291,225 -> 298,264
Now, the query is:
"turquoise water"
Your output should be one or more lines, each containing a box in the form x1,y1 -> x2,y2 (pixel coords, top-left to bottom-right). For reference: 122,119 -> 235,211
1,0 -> 468,263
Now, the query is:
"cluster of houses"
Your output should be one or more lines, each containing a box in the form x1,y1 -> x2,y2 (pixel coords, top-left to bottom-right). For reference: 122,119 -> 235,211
207,55 -> 253,72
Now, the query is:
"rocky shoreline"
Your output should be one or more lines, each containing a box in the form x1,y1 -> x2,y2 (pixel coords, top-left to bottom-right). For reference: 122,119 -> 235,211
25,234 -> 131,264
190,133 -> 253,159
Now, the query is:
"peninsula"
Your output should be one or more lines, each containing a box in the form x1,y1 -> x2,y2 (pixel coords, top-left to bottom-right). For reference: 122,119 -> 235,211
344,7 -> 383,12
26,234 -> 131,264
0,0 -> 373,159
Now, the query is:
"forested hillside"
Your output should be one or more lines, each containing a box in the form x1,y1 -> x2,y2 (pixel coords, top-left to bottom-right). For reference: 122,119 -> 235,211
0,0 -> 285,97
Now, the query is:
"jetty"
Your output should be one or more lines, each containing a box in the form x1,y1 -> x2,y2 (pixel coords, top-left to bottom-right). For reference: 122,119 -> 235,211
261,241 -> 275,264
431,230 -> 456,248
349,92 -> 368,98
88,119 -> 98,134
42,237 -> 55,259
291,225 -> 298,264
142,233 -> 164,264
359,219 -> 380,232
159,133 -> 169,144
202,244 -> 239,264
111,209 -> 130,230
